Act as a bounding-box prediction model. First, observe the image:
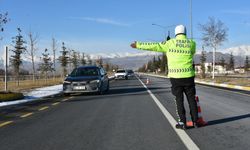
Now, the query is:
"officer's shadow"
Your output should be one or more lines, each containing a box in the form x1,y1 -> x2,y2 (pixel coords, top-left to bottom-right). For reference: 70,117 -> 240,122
206,113 -> 250,126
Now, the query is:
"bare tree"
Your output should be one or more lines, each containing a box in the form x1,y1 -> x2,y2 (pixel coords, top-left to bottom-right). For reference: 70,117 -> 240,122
0,12 -> 10,40
199,17 -> 228,79
95,56 -> 103,67
26,31 -> 39,82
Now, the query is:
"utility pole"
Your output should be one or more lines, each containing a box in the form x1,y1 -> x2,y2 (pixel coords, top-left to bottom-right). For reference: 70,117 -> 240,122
212,47 -> 215,79
5,46 -> 8,91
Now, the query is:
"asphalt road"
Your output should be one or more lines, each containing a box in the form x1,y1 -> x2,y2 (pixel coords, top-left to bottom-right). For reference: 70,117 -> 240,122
0,75 -> 249,150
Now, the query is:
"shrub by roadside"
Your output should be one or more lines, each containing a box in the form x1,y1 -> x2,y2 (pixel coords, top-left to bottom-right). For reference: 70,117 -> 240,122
0,91 -> 24,102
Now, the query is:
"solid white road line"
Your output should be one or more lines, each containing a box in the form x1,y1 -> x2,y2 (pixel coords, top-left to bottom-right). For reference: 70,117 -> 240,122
137,77 -> 200,150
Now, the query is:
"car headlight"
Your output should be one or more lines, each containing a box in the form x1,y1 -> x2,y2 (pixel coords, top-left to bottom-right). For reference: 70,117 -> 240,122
63,81 -> 71,84
89,79 -> 100,84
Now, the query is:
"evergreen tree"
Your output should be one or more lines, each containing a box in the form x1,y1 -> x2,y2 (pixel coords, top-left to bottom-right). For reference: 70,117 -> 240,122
220,57 -> 226,68
200,50 -> 206,78
71,50 -> 79,69
58,42 -> 69,76
37,48 -> 54,82
244,56 -> 249,72
10,28 -> 26,86
228,52 -> 235,71
152,56 -> 156,72
86,55 -> 92,65
147,60 -> 153,72
80,52 -> 86,66
0,12 -> 9,40
157,56 -> 161,69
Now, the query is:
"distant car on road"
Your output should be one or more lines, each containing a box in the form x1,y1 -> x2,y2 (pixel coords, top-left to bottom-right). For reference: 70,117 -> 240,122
126,69 -> 135,78
115,69 -> 128,80
63,66 -> 109,95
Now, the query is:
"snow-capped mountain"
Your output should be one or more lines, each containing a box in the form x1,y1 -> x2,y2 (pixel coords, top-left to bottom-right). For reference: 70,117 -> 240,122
88,51 -> 159,59
222,45 -> 250,56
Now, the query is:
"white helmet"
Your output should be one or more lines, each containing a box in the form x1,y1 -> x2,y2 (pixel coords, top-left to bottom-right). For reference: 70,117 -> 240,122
175,25 -> 186,36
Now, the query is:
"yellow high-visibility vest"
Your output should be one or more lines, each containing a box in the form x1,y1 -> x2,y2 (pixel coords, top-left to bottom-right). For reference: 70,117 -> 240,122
136,34 -> 196,78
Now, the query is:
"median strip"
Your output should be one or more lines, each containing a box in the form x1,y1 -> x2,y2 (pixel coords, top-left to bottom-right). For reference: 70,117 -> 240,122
20,112 -> 34,118
0,121 -> 13,128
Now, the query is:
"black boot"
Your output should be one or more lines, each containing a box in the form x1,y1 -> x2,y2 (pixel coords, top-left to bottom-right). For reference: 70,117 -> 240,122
175,122 -> 186,130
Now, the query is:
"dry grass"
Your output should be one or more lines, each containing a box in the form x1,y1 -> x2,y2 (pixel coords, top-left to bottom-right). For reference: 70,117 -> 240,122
0,78 -> 63,92
0,92 -> 24,101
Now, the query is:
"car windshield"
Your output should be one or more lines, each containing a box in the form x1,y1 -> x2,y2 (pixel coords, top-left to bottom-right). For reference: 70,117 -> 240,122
127,70 -> 134,73
116,70 -> 125,73
70,68 -> 99,77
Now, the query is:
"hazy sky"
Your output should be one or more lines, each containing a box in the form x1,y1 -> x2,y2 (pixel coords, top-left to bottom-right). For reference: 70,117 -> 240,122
1,0 -> 250,55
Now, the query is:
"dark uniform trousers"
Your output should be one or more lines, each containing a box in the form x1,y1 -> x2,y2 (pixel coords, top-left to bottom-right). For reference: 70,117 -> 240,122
170,77 -> 198,123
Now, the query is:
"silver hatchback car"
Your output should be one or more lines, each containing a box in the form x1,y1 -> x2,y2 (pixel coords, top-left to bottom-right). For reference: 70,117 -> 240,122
63,66 -> 109,95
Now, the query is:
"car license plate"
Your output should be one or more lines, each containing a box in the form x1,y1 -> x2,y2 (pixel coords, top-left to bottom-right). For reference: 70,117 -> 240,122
73,86 -> 86,90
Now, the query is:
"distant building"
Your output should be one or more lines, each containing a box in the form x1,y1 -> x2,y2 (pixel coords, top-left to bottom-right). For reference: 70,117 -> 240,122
195,63 -> 226,74
234,67 -> 245,74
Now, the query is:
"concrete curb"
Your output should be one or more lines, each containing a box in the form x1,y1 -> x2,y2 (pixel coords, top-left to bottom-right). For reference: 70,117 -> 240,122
141,73 -> 250,92
195,80 -> 250,91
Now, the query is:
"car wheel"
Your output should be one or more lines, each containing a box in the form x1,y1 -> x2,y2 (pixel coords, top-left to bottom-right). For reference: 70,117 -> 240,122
98,83 -> 104,95
125,76 -> 128,80
98,89 -> 104,95
63,93 -> 70,97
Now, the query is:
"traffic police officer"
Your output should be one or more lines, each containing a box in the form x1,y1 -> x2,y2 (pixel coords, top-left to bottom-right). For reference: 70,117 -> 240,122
131,25 -> 203,129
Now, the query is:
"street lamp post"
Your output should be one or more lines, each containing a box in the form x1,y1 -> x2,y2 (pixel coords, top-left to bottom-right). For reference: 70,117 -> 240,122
151,24 -> 176,40
151,24 -> 175,75
190,0 -> 193,39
